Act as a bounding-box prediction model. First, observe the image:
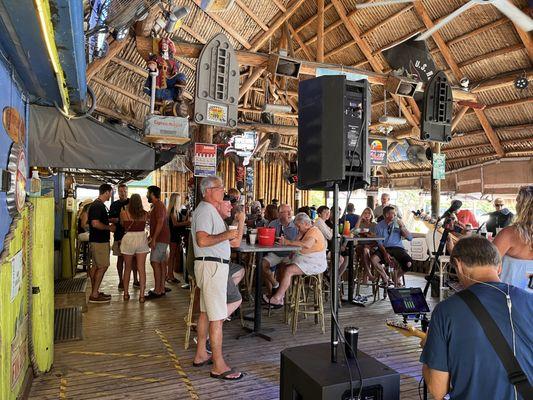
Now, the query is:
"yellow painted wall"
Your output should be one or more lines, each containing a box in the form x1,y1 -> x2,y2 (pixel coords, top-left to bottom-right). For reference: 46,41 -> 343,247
0,209 -> 30,400
30,197 -> 54,372
0,199 -> 55,399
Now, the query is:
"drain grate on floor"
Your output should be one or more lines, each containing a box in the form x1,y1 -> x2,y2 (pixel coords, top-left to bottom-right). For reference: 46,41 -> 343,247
54,307 -> 83,342
55,277 -> 87,294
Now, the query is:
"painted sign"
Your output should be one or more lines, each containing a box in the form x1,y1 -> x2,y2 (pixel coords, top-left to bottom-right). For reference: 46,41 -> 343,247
206,103 -> 228,125
369,138 -> 388,166
194,143 -> 217,177
11,317 -> 28,388
2,107 -> 25,143
11,250 -> 23,302
433,153 -> 446,180
6,143 -> 27,216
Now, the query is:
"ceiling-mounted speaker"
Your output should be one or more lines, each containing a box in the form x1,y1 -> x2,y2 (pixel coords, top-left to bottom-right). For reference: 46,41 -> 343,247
267,54 -> 301,79
385,75 -> 423,98
420,71 -> 453,143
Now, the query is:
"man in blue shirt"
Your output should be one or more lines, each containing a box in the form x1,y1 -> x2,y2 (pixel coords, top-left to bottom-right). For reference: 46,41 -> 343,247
262,204 -> 299,295
372,206 -> 413,286
421,236 -> 532,400
339,203 -> 359,229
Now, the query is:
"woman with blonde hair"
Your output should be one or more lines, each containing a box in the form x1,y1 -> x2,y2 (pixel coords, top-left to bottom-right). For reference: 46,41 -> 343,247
120,194 -> 149,302
167,193 -> 189,284
493,185 -> 533,291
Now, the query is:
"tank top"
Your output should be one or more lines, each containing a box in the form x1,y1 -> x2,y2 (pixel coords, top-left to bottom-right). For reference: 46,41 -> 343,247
122,211 -> 147,232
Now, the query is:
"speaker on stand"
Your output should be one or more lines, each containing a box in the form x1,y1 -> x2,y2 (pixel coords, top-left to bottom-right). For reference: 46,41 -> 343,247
280,75 -> 400,400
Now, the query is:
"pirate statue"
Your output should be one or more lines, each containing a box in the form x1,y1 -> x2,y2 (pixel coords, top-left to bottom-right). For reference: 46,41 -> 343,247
143,37 -> 188,117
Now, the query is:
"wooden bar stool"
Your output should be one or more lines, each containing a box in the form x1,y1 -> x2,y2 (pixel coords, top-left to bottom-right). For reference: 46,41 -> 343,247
184,278 -> 197,350
287,274 -> 325,335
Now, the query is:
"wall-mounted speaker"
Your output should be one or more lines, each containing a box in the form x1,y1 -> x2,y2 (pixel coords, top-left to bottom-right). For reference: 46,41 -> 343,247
420,71 -> 453,143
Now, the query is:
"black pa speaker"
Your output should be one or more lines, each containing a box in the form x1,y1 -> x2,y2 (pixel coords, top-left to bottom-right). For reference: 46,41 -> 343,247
420,71 -> 453,143
297,75 -> 370,191
281,343 -> 400,400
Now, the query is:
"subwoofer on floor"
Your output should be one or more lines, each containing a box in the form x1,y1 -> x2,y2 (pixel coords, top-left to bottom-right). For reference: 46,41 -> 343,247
280,343 -> 400,400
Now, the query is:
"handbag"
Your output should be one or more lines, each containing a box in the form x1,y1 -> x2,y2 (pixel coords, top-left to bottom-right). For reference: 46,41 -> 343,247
457,290 -> 533,399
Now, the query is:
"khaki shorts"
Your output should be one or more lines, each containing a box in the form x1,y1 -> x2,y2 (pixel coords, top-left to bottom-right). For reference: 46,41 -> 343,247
194,260 -> 228,321
90,242 -> 110,268
112,240 -> 121,256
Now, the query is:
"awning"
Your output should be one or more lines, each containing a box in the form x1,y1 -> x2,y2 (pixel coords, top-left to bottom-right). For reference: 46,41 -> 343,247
29,105 -> 155,171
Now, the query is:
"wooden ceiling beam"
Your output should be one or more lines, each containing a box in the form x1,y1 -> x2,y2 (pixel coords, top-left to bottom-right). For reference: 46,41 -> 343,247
514,24 -> 533,61
451,106 -> 469,132
271,0 -> 287,12
457,43 -> 524,69
180,24 -> 207,44
192,0 -> 251,48
317,0 -> 325,63
91,77 -> 151,107
330,0 -> 421,126
87,39 -> 129,80
412,1 -> 504,158
239,67 -> 265,100
294,3 -> 334,34
138,38 -> 475,100
471,69 -> 533,93
250,0 -> 308,52
287,22 -> 314,60
465,97 -> 533,114
239,107 -> 298,119
235,0 -> 269,31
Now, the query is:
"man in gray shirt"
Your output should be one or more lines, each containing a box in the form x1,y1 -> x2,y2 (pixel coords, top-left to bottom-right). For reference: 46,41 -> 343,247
192,176 -> 243,380
374,193 -> 402,221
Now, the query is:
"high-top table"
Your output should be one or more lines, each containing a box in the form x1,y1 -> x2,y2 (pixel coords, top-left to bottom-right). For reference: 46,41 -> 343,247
342,236 -> 384,304
235,242 -> 300,341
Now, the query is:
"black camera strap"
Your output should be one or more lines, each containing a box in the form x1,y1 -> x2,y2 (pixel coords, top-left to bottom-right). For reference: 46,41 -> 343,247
457,290 -> 532,399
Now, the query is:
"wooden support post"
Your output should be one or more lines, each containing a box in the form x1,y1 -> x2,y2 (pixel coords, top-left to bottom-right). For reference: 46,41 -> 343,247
239,67 -> 265,100
317,0 -> 325,63
193,125 -> 214,206
430,143 -> 441,219
451,106 -> 469,132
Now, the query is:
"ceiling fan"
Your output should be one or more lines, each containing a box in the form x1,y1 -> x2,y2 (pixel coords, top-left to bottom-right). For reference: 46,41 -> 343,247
356,0 -> 533,41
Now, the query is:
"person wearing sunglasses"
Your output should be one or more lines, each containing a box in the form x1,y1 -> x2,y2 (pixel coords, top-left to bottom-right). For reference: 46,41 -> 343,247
486,198 -> 514,237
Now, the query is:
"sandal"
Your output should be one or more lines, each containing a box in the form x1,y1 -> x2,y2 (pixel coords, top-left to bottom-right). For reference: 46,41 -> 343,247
210,368 -> 244,381
262,294 -> 283,309
166,278 -> 180,284
123,293 -> 130,301
139,296 -> 145,303
192,358 -> 213,367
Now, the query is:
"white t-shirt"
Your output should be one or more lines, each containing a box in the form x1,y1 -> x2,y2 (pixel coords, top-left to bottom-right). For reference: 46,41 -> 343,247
191,201 -> 230,259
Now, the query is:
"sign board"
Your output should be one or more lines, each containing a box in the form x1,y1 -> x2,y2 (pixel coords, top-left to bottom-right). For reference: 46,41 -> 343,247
194,143 -> 217,177
206,103 -> 228,125
369,138 -> 388,166
226,131 -> 258,166
433,153 -> 446,180
144,115 -> 189,138
11,250 -> 23,302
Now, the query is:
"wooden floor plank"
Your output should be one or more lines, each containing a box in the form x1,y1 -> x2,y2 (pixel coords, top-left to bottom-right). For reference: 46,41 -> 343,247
29,265 -> 436,400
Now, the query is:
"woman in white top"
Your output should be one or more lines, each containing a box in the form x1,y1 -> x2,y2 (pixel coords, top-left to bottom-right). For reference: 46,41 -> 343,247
493,185 -> 533,292
314,205 -> 333,240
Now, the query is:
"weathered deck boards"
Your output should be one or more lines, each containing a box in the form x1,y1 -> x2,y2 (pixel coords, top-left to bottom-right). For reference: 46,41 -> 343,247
29,265 -> 437,400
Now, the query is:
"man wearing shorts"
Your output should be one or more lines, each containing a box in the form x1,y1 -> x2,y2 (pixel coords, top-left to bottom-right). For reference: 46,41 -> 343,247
261,204 -> 299,294
372,206 -> 413,287
192,176 -> 243,381
109,183 -> 130,291
147,185 -> 170,298
88,184 -> 115,303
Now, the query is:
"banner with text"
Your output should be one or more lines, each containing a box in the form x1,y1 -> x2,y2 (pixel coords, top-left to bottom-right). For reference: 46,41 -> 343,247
194,143 -> 217,177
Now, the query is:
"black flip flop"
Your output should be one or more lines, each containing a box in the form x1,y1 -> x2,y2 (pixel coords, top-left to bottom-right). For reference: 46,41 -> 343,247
192,358 -> 213,367
262,294 -> 283,310
210,368 -> 244,381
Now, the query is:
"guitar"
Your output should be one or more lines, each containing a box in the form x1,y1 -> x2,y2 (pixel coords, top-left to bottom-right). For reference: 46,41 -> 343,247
386,320 -> 427,340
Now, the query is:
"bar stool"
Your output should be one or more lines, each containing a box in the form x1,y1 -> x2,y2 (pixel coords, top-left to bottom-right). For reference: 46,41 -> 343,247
184,278 -> 197,350
287,274 -> 325,335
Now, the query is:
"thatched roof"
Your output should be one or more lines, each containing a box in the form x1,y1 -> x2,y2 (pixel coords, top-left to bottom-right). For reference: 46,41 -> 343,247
87,0 -> 533,178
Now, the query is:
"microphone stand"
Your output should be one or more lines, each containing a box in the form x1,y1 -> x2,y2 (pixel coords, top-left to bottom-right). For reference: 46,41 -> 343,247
423,217 -> 452,297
